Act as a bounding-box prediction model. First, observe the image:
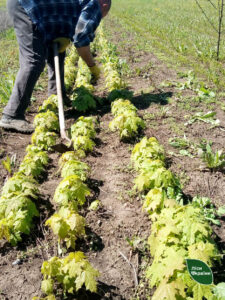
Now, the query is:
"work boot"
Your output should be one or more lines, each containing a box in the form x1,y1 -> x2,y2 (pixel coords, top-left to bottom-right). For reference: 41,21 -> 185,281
0,114 -> 34,133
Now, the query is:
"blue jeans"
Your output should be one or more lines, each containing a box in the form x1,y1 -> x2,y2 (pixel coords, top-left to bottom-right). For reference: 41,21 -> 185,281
3,0 -> 66,118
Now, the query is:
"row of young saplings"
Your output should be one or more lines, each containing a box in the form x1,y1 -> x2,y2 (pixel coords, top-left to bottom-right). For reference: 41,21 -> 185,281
33,44 -> 106,299
130,137 -> 224,299
42,45 -> 107,298
0,45 -> 101,299
0,42 -> 84,246
0,95 -> 60,246
95,26 -> 146,140
34,114 -> 100,299
96,28 -> 225,299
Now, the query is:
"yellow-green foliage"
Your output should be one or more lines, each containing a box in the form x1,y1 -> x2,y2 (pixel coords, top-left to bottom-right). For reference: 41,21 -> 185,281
131,137 -> 165,170
71,86 -> 96,112
31,127 -> 57,150
96,26 -> 126,91
58,151 -> 85,167
109,98 -> 145,139
70,117 -> 97,154
34,110 -> 59,131
131,137 -> 222,300
147,204 -> 219,300
75,58 -> 94,92
53,175 -> 90,210
0,173 -> 39,245
64,46 -> 79,90
41,252 -> 99,295
46,207 -> 85,249
60,160 -> 90,181
18,148 -> 48,178
39,95 -> 58,114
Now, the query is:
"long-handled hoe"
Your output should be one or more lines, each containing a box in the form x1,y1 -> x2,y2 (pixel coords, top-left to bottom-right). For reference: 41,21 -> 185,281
52,42 -> 73,153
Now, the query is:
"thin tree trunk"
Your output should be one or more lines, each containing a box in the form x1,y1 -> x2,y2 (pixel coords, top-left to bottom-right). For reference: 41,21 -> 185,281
217,0 -> 224,60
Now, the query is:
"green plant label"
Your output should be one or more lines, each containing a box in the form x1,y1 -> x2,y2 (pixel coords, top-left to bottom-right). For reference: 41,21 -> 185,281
186,259 -> 213,285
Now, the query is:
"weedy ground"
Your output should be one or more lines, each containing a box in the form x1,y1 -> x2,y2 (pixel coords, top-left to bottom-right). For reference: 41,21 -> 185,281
0,1 -> 225,299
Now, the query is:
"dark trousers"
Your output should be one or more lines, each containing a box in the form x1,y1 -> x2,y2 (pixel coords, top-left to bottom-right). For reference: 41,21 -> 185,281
4,0 -> 65,118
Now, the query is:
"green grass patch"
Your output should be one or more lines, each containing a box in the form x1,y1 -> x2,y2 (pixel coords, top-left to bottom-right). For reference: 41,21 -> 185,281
0,28 -> 18,111
0,0 -> 6,8
0,28 -> 18,70
109,0 -> 225,90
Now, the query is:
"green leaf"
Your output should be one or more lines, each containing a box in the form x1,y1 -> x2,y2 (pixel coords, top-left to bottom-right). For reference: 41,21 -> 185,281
72,136 -> 95,152
109,98 -> 145,139
1,155 -> 12,174
41,257 -> 61,277
41,252 -> 99,294
53,175 -> 90,209
143,188 -> 166,214
147,247 -> 185,287
71,86 -> 96,112
41,279 -> 54,295
0,194 -> 39,245
152,278 -> 186,300
175,205 -> 212,244
217,206 -> 225,217
108,89 -> 133,102
188,242 -> 218,265
185,111 -> 220,126
60,160 -> 90,181
31,128 -> 57,150
1,173 -> 39,199
46,215 -> 70,239
192,283 -> 213,300
135,167 -> 178,192
169,137 -> 190,149
46,207 -> 85,249
89,200 -> 101,211
18,158 -> 45,178
111,99 -> 137,116
59,151 -> 85,168
213,282 -> 225,300
39,95 -> 58,114
131,137 -> 165,170
179,149 -> 194,158
83,264 -> 100,292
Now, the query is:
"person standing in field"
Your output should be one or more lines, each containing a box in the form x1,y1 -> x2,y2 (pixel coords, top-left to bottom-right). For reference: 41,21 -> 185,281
0,0 -> 111,133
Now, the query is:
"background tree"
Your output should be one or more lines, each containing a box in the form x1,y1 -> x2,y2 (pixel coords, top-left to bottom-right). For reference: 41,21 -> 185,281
195,0 -> 224,60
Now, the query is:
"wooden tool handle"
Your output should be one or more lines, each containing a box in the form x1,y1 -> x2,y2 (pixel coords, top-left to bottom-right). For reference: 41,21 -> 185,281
53,42 -> 67,140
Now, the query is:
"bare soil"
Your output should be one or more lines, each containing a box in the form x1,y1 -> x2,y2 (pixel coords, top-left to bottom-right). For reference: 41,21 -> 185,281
0,15 -> 225,300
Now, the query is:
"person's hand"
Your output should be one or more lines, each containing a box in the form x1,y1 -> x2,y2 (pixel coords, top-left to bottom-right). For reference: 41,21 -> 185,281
89,65 -> 101,83
53,37 -> 70,53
